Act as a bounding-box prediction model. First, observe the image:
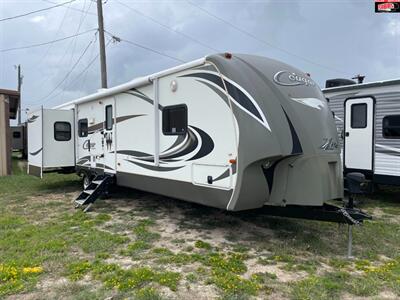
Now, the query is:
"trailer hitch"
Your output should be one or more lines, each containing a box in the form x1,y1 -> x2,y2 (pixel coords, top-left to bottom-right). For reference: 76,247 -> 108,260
260,203 -> 371,258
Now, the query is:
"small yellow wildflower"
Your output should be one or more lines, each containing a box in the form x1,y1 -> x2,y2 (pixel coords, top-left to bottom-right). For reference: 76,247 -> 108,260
22,267 -> 43,274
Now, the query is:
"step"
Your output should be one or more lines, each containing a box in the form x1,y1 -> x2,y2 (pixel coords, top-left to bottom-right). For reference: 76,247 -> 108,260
84,189 -> 95,195
75,199 -> 86,205
74,175 -> 114,211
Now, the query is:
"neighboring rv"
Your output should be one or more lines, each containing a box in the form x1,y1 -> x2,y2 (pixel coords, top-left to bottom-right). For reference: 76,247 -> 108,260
11,124 -> 27,158
323,78 -> 400,186
27,53 -> 368,223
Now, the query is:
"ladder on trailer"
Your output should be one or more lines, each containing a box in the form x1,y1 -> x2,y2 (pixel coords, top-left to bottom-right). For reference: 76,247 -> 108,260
74,174 -> 114,212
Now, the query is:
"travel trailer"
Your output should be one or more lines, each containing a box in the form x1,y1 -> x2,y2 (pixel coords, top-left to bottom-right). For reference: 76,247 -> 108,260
11,125 -> 27,157
323,78 -> 400,186
27,53 -> 369,224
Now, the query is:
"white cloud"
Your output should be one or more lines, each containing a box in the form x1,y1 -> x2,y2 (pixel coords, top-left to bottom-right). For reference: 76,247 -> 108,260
30,15 -> 45,23
385,18 -> 400,36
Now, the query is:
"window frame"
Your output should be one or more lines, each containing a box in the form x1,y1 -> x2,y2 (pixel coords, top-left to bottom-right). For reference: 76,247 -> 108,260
54,121 -> 72,142
105,105 -> 113,131
351,103 -> 368,129
78,118 -> 88,138
382,115 -> 400,139
162,104 -> 188,136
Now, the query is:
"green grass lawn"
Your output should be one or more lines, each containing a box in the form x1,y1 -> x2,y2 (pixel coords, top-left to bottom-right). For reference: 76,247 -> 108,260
1,155 -> 400,299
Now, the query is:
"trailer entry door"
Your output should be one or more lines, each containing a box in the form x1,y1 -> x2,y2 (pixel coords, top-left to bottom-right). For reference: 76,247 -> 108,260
344,97 -> 374,172
102,98 -> 116,174
28,108 -> 75,177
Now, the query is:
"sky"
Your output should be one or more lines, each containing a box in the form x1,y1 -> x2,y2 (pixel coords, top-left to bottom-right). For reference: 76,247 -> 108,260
1,0 -> 400,121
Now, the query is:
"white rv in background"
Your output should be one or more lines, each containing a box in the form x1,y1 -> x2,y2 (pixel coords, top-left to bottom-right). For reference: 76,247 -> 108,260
323,78 -> 400,186
11,125 -> 25,152
27,53 -> 370,225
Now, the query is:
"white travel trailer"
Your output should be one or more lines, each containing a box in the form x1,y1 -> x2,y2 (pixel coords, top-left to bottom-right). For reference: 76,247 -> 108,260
27,54 -> 369,225
323,78 -> 400,186
11,125 -> 25,153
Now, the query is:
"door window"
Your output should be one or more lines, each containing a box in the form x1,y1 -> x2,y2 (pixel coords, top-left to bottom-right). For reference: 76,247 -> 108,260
78,119 -> 88,137
351,103 -> 367,128
105,105 -> 113,130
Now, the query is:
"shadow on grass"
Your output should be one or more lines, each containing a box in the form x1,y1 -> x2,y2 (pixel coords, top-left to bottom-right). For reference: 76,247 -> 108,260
110,184 -> 400,259
362,185 -> 400,207
110,187 -> 349,257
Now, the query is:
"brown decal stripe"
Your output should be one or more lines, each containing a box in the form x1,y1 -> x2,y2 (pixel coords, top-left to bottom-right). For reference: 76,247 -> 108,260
181,72 -> 263,122
29,148 -> 42,156
115,126 -> 214,164
213,164 -> 237,182
125,160 -> 184,172
87,114 -> 146,133
27,115 -> 39,123
123,91 -> 163,110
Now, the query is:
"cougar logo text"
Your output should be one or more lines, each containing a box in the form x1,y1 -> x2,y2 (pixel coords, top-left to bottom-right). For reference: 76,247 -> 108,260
273,71 -> 315,87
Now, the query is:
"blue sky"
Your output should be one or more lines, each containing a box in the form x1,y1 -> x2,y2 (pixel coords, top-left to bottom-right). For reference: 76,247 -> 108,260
0,0 -> 399,117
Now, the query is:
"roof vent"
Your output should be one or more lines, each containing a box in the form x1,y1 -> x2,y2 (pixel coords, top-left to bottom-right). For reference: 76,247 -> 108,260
325,78 -> 356,88
352,74 -> 365,84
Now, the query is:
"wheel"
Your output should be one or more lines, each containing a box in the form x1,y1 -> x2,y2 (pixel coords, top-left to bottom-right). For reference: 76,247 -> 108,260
83,173 -> 92,189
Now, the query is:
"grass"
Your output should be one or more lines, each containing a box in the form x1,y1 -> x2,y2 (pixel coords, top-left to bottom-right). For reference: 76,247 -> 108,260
67,260 -> 181,291
1,155 -> 400,299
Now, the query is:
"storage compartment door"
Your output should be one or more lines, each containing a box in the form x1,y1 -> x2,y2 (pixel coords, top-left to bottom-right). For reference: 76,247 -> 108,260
42,109 -> 75,169
192,163 -> 232,189
27,109 -> 43,177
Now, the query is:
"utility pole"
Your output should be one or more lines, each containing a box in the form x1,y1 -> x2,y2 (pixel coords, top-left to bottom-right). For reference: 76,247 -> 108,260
17,64 -> 22,125
96,0 -> 108,88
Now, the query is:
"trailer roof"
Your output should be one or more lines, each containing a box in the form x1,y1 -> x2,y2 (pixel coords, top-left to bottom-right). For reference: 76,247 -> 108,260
322,77 -> 400,93
54,58 -> 206,110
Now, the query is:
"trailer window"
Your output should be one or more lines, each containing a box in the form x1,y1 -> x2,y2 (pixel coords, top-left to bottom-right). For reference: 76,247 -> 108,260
105,105 -> 113,130
383,115 -> 400,138
54,122 -> 71,141
162,104 -> 187,135
13,131 -> 21,139
78,119 -> 88,137
351,103 -> 367,128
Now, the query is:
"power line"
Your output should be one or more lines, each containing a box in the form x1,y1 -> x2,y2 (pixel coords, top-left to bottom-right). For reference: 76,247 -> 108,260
115,0 -> 220,53
47,49 -> 98,104
0,29 -> 97,53
25,0 -> 74,70
42,0 -> 97,16
77,36 -> 99,93
0,0 -> 77,22
187,1 -> 347,75
60,0 -> 94,100
29,38 -> 112,108
33,36 -> 96,104
65,39 -> 112,99
105,31 -> 186,63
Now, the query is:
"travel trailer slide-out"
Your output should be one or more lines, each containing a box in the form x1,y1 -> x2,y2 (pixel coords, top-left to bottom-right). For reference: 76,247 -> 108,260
323,78 -> 400,186
27,53 -> 370,226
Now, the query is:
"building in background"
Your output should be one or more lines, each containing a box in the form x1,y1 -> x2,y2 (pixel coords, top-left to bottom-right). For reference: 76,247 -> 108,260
0,89 -> 20,176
